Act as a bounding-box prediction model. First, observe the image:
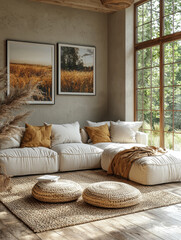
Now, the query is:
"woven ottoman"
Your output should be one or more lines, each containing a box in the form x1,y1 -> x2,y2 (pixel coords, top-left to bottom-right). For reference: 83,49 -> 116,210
32,180 -> 82,203
82,181 -> 142,208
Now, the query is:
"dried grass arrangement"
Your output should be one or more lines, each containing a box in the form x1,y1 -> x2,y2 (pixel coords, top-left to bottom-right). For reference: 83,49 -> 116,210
0,68 -> 42,138
0,68 -> 43,192
0,163 -> 11,192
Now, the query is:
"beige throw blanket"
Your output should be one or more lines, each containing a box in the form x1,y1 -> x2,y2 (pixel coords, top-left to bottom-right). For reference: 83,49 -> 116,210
107,146 -> 166,179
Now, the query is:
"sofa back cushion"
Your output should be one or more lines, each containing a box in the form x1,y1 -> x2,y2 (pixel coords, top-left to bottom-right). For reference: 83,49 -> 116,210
80,128 -> 89,144
21,124 -> 52,148
50,122 -> 82,147
110,121 -> 143,143
85,124 -> 111,144
86,120 -> 111,128
110,122 -> 137,143
117,121 -> 143,132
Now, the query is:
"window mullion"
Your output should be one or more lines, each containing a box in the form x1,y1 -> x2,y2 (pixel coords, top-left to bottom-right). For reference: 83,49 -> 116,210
160,42 -> 164,148
160,0 -> 163,38
159,0 -> 164,148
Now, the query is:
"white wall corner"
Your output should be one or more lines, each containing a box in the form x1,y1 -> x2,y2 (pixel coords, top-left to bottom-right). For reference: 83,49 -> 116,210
125,3 -> 134,121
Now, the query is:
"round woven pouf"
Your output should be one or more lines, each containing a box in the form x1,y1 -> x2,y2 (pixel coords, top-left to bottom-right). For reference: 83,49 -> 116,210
82,181 -> 142,208
32,180 -> 82,203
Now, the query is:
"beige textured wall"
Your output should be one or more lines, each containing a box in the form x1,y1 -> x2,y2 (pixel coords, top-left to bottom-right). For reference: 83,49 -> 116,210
125,5 -> 134,121
0,0 -> 108,127
108,10 -> 126,121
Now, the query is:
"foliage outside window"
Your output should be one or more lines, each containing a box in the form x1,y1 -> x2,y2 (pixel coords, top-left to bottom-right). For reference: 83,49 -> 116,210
135,0 -> 181,150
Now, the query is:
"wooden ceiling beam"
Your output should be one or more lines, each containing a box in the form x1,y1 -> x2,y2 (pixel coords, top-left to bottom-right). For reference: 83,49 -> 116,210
31,0 -> 117,13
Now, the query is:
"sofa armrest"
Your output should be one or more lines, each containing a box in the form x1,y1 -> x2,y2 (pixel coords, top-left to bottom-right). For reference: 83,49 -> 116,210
136,131 -> 148,145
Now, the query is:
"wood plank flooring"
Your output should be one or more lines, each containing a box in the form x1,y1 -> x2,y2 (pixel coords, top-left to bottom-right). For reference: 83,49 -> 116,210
1,183 -> 181,240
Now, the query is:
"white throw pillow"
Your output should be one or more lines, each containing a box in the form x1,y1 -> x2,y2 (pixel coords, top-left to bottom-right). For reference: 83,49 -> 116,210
0,126 -> 25,150
118,121 -> 143,132
49,122 -> 82,147
110,122 -> 136,143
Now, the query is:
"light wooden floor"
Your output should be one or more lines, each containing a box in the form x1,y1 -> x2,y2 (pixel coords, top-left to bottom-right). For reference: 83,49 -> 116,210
1,183 -> 181,240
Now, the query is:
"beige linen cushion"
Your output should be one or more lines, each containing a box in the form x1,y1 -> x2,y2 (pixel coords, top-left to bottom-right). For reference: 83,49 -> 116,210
86,120 -> 111,128
47,122 -> 82,147
82,181 -> 142,208
110,121 -> 137,143
86,120 -> 121,128
118,121 -> 143,132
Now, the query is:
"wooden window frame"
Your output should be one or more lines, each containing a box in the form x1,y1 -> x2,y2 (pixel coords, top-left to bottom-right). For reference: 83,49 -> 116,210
134,0 -> 181,148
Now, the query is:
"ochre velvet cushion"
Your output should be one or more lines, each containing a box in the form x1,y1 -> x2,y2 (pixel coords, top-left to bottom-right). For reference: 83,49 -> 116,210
85,124 -> 111,144
21,124 -> 52,148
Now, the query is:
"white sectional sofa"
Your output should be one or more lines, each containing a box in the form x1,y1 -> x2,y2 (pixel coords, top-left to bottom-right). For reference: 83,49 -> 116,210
0,129 -> 146,177
1,120 -> 181,186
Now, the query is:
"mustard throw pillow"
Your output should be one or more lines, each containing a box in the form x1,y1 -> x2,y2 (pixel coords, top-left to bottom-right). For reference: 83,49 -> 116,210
21,124 -> 52,148
85,124 -> 111,144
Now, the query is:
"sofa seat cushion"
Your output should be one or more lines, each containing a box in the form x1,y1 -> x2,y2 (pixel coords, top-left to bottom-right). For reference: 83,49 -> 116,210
52,143 -> 103,172
101,145 -> 181,185
0,147 -> 58,176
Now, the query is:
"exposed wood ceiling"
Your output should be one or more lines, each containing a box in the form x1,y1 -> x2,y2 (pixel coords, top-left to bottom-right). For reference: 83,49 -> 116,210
31,0 -> 128,13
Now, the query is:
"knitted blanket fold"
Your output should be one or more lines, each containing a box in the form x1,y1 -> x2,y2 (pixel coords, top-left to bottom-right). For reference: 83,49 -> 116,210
107,146 -> 166,179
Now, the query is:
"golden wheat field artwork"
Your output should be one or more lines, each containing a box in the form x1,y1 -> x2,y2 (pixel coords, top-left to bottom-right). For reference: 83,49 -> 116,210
7,41 -> 54,104
10,63 -> 52,101
58,44 -> 95,95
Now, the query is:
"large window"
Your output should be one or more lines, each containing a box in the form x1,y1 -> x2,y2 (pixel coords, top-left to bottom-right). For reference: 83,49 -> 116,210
135,0 -> 181,150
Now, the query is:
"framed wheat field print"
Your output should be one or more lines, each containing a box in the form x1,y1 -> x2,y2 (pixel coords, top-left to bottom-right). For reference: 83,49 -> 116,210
58,43 -> 96,95
7,40 -> 55,104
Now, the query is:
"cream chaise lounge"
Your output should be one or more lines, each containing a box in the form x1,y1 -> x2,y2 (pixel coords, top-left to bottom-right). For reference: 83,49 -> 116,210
99,143 -> 181,185
87,120 -> 181,186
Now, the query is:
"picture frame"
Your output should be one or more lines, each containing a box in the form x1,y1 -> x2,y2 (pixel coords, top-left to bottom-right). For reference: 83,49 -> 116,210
58,43 -> 96,95
7,40 -> 55,104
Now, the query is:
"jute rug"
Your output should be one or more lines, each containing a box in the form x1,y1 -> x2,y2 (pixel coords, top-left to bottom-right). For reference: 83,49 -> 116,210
1,170 -> 181,233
